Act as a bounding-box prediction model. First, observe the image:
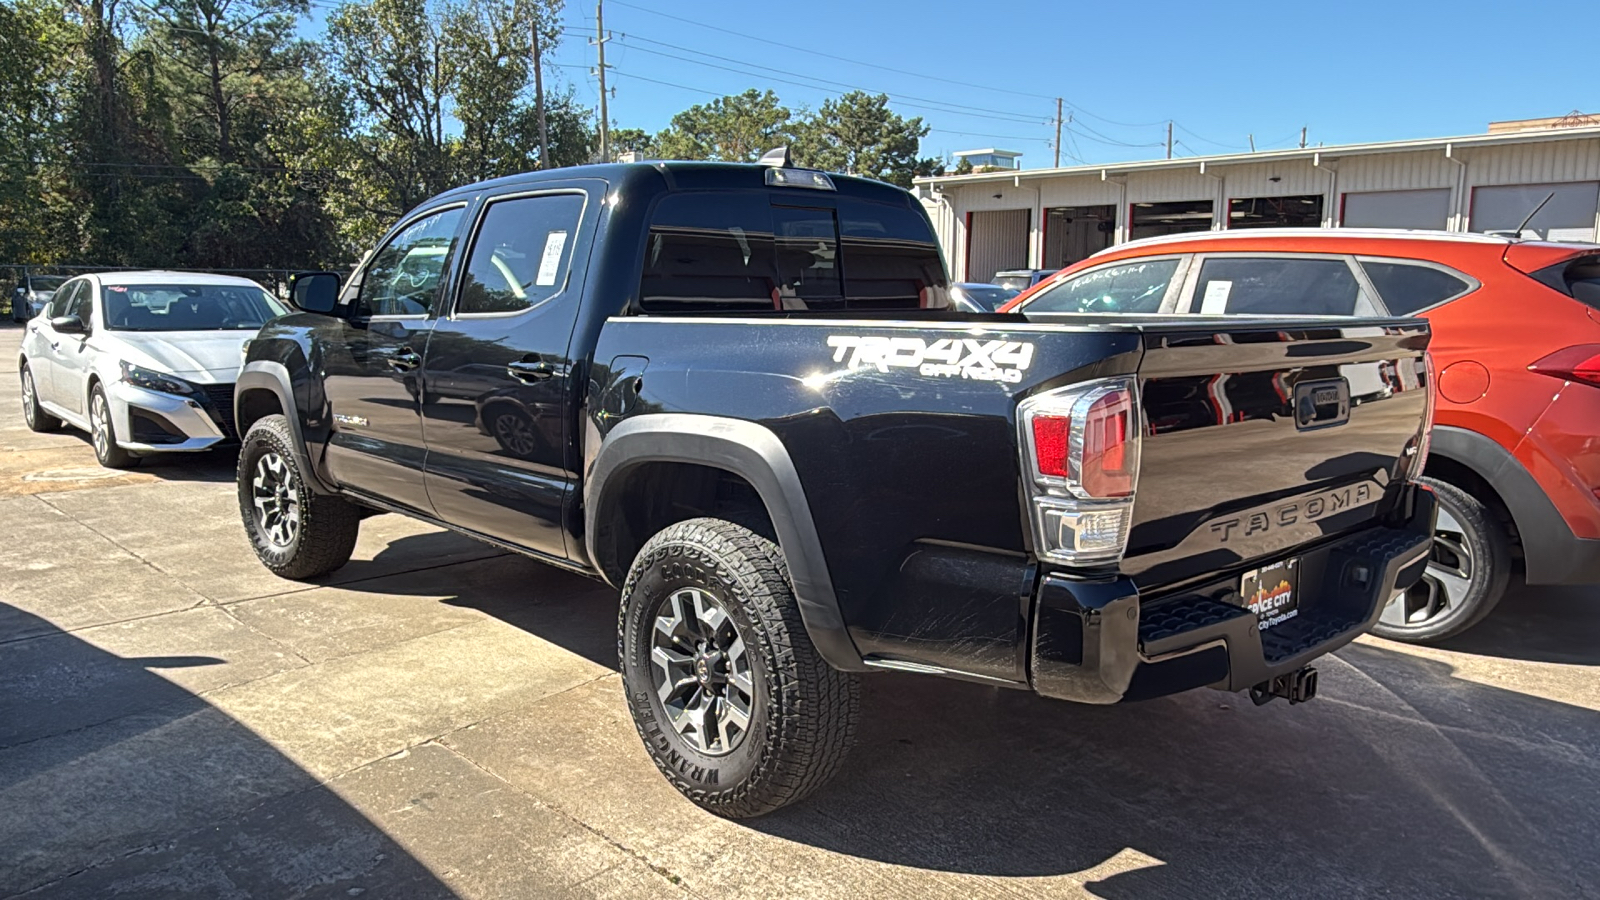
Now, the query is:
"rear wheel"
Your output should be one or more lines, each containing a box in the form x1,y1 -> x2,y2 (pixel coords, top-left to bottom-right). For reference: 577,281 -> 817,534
89,383 -> 136,469
238,414 -> 361,579
19,362 -> 60,433
619,517 -> 859,818
1373,477 -> 1510,643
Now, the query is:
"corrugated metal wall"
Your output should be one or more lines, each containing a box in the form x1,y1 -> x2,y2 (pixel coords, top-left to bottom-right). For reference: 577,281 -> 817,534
932,134 -> 1600,270
967,209 -> 1029,282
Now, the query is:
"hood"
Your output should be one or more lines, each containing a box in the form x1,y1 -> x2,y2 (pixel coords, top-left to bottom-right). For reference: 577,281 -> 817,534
110,331 -> 253,380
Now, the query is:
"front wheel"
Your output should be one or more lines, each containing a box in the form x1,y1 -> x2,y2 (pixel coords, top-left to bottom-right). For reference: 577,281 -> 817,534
89,383 -> 136,468
1373,477 -> 1511,643
619,517 -> 860,818
237,414 -> 361,579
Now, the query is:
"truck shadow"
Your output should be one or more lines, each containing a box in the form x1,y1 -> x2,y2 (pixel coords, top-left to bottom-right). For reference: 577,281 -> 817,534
414,554 -> 1598,897
0,605 -> 460,899
1430,580 -> 1600,665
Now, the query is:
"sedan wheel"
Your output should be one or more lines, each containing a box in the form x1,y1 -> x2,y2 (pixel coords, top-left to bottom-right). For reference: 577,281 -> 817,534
89,385 -> 135,468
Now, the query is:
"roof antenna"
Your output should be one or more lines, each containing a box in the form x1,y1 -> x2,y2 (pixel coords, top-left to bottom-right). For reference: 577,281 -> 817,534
1511,191 -> 1557,241
759,146 -> 793,168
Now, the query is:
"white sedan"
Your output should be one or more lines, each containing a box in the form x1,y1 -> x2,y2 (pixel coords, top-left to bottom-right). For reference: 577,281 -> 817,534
18,272 -> 290,468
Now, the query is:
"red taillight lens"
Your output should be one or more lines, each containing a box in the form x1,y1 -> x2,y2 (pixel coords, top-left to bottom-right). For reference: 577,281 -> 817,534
1031,415 -> 1070,477
1529,344 -> 1600,387
1081,390 -> 1134,498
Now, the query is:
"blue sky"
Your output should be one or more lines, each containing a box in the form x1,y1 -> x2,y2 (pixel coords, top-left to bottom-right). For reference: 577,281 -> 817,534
306,0 -> 1597,168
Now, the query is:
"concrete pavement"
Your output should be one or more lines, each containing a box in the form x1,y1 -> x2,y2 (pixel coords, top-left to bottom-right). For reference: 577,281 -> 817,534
1,323 -> 1597,898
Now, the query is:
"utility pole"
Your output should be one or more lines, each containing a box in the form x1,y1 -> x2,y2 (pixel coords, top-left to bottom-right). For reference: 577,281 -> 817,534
1166,121 -> 1173,159
1248,133 -> 1255,153
533,18 -> 548,168
1299,126 -> 1307,149
593,0 -> 610,162
1054,98 -> 1063,168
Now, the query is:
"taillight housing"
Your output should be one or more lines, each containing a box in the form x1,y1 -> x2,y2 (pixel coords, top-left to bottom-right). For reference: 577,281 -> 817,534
1405,352 -> 1436,484
1529,344 -> 1600,388
1017,377 -> 1142,565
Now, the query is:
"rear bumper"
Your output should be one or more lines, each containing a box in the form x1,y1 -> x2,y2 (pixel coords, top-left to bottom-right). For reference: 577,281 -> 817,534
1030,488 -> 1435,704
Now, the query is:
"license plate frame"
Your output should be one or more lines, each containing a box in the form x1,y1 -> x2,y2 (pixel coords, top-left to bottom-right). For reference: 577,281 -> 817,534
1241,557 -> 1301,632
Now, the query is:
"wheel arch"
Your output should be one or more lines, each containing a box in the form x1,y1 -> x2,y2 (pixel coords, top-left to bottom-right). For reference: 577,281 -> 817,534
585,414 -> 865,671
1425,426 -> 1550,571
236,361 -> 333,494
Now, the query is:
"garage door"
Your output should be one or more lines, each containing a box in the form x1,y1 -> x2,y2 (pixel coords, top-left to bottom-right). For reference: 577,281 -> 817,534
1470,182 -> 1600,241
1342,189 -> 1451,230
967,209 -> 1029,283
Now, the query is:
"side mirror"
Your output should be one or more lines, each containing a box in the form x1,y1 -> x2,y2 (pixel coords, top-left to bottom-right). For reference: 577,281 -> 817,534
51,315 -> 85,334
290,271 -> 343,314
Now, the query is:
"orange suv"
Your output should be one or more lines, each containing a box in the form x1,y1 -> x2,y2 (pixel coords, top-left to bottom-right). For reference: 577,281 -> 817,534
1004,229 -> 1600,642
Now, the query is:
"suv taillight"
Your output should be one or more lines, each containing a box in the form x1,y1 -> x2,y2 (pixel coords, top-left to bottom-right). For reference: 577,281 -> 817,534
1018,377 -> 1141,564
1529,344 -> 1600,388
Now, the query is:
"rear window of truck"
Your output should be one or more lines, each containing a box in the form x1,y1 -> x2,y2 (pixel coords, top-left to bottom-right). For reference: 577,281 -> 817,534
639,191 -> 950,313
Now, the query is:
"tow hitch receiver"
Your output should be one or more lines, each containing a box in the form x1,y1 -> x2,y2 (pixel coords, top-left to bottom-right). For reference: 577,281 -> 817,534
1249,666 -> 1319,706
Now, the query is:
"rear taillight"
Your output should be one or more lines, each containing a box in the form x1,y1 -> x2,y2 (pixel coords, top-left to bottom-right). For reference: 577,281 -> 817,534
1529,344 -> 1600,388
1018,378 -> 1141,564
1406,352 -> 1436,484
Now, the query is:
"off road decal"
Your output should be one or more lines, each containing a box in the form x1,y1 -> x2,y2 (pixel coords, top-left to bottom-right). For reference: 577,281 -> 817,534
826,335 -> 1035,383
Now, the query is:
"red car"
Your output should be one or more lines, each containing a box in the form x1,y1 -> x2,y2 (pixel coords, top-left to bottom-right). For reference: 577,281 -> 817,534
1003,229 -> 1600,642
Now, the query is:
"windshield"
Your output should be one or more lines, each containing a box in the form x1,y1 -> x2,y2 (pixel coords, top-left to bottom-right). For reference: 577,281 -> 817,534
103,283 -> 289,331
956,284 -> 1017,311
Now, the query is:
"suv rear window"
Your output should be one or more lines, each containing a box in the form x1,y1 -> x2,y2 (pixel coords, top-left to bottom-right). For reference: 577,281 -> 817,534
1360,260 -> 1473,315
639,192 -> 949,313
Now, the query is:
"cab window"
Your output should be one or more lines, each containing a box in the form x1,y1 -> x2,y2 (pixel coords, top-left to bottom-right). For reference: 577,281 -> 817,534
456,193 -> 586,315
357,207 -> 466,317
1022,259 -> 1180,314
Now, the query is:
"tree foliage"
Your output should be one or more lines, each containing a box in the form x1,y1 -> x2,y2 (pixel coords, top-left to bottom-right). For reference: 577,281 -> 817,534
1,2 -> 944,274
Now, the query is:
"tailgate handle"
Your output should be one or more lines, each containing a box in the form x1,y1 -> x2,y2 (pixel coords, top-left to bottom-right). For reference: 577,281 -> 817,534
1294,379 -> 1350,431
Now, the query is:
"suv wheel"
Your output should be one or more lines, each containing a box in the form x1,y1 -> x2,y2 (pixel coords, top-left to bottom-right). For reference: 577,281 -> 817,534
238,414 -> 361,579
89,383 -> 136,469
20,362 -> 60,433
619,517 -> 859,818
1373,477 -> 1510,643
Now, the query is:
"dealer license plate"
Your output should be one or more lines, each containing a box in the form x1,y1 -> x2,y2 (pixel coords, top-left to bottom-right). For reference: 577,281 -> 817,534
1241,558 -> 1300,632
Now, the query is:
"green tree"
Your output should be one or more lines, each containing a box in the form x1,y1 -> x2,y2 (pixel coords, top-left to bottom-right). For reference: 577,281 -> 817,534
653,89 -> 793,162
0,0 -> 75,263
608,126 -> 652,157
792,91 -> 933,188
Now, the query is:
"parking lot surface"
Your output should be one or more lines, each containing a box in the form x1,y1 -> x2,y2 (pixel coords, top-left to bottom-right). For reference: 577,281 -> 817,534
2,323 -> 1597,899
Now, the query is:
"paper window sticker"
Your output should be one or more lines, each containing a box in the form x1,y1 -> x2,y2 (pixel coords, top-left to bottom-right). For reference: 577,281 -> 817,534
536,231 -> 569,286
1200,280 -> 1232,314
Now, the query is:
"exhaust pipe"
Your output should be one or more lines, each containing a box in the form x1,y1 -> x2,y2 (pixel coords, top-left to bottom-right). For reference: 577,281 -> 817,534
1249,666 -> 1318,706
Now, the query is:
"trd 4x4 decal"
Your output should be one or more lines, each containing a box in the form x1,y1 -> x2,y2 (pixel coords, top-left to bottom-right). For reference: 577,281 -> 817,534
827,335 -> 1035,383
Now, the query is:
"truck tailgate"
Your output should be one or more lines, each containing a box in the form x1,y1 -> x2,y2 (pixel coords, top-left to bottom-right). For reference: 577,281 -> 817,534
1029,315 -> 1431,590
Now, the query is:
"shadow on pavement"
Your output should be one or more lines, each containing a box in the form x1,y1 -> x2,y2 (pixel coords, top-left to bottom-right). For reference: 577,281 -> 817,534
1432,581 -> 1600,665
0,604 -> 459,899
342,550 -> 1599,897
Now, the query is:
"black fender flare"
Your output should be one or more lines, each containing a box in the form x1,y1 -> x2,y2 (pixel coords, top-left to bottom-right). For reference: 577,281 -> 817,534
1428,425 -> 1579,583
235,361 -> 335,495
584,413 -> 865,671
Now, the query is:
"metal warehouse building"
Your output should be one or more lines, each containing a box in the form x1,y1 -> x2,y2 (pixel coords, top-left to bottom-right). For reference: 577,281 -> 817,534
914,120 -> 1600,284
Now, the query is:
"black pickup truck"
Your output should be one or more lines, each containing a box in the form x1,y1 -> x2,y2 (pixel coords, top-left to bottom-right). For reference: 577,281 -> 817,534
235,154 -> 1436,817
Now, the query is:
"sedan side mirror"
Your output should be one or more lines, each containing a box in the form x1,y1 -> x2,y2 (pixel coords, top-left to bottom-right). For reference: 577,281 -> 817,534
290,271 -> 344,315
51,315 -> 85,334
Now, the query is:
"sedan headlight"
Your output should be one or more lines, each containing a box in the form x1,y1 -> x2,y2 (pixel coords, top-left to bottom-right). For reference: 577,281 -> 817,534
120,361 -> 194,396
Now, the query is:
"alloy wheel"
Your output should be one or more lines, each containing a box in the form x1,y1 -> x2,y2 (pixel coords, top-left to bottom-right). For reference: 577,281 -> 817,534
251,451 -> 301,548
91,392 -> 111,460
649,587 -> 755,756
21,369 -> 35,428
1381,505 -> 1474,628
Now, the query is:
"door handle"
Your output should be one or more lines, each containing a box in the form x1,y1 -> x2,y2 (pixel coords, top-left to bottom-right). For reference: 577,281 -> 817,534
507,360 -> 555,382
386,348 -> 422,373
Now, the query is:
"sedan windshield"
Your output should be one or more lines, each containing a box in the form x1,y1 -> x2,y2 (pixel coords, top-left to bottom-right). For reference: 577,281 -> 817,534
104,284 -> 288,331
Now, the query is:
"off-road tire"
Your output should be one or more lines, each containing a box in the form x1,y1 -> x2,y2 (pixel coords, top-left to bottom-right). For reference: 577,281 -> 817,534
89,383 -> 136,469
619,517 -> 860,818
238,414 -> 361,579
20,361 -> 60,433
1373,476 -> 1511,643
